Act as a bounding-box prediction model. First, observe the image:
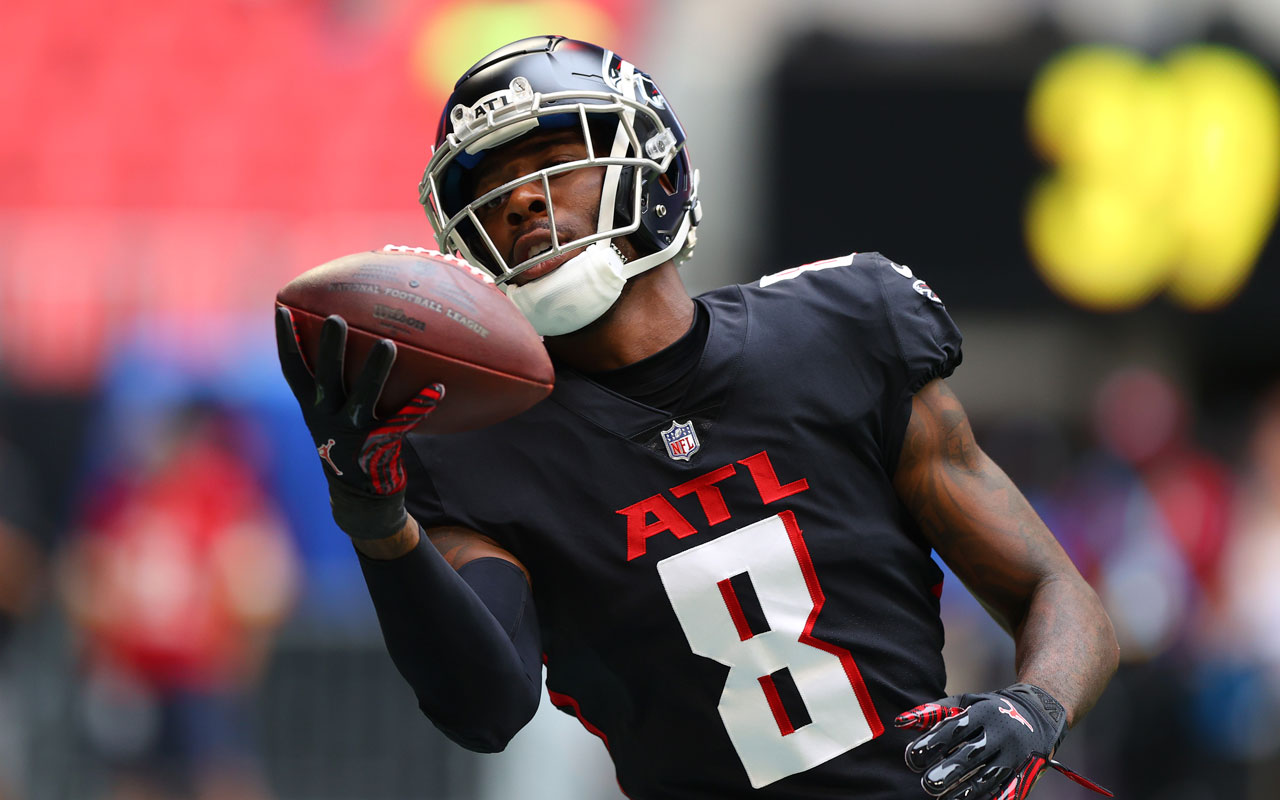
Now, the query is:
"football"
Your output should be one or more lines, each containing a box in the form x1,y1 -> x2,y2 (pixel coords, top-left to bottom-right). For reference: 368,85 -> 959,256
276,246 -> 554,434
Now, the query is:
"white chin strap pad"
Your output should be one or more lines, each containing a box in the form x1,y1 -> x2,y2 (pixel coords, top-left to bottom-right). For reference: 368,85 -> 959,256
502,242 -> 627,336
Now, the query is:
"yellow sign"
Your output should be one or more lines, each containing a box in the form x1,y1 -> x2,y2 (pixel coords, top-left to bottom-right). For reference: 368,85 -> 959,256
1026,45 -> 1280,311
412,1 -> 617,99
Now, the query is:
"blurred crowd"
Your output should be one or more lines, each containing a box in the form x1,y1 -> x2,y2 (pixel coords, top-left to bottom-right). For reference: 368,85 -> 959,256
1,397 -> 297,800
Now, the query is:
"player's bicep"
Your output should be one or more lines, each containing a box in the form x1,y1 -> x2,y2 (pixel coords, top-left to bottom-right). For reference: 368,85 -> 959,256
891,378 -> 1075,632
425,525 -> 531,585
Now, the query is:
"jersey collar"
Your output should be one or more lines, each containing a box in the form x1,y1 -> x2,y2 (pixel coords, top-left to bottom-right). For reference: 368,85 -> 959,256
547,286 -> 749,439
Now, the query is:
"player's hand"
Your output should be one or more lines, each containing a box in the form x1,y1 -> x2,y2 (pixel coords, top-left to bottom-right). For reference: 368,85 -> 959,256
895,684 -> 1112,800
276,307 -> 444,539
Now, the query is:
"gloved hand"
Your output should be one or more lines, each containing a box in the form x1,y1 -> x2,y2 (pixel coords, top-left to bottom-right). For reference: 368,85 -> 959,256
276,307 -> 444,539
895,683 -> 1112,800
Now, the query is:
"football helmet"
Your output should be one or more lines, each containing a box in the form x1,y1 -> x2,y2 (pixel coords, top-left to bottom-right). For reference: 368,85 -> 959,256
418,36 -> 701,288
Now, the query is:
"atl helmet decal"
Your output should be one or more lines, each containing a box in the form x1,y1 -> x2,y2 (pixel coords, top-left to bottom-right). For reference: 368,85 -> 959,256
661,420 -> 700,461
998,699 -> 1034,732
447,76 -> 536,140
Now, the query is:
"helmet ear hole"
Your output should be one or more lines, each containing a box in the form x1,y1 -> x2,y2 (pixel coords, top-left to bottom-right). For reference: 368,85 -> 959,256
658,171 -> 676,196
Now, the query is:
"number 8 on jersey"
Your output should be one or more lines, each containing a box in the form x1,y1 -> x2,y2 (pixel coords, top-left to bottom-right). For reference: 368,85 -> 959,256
656,511 -> 883,788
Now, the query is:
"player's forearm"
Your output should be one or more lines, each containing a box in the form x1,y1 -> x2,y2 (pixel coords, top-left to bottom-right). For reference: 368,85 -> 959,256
357,526 -> 541,752
351,516 -> 420,559
894,380 -> 1119,727
917,467 -> 1119,727
1012,574 -> 1118,728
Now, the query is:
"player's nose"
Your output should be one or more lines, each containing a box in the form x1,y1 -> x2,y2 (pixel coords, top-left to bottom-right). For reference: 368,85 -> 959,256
505,180 -> 547,226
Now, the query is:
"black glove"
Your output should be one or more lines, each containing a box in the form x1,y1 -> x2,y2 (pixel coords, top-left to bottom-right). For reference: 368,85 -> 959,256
276,307 -> 444,539
896,684 -> 1112,800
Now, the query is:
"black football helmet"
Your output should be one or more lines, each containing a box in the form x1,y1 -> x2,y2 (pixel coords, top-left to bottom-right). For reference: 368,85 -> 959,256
418,35 -> 701,283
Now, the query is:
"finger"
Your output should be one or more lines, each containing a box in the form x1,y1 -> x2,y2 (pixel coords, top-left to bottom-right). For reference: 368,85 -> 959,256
346,339 -> 397,428
274,307 -> 313,403
367,382 -> 445,434
314,315 -> 349,412
920,730 -> 991,796
906,710 -> 975,772
403,382 -> 446,420
357,383 -> 447,496
399,382 -> 446,431
939,764 -> 1010,800
980,756 -> 1047,800
896,703 -> 964,731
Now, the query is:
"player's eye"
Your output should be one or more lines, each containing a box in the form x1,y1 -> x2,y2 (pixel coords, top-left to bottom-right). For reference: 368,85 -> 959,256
477,191 -> 508,213
546,155 -> 579,172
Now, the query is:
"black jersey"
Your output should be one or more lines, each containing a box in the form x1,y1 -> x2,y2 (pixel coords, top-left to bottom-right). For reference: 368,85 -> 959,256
404,251 -> 963,798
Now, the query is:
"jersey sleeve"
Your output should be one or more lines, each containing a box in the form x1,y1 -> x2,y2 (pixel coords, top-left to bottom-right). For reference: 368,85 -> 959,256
755,250 -> 963,474
400,423 -> 540,565
402,434 -> 522,558
864,252 -> 963,396
755,251 -> 962,393
402,437 -> 453,528
860,252 -> 963,475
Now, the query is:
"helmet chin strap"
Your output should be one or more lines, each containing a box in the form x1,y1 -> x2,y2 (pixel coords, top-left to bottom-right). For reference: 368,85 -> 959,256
501,214 -> 693,338
501,241 -> 627,336
619,211 -> 692,278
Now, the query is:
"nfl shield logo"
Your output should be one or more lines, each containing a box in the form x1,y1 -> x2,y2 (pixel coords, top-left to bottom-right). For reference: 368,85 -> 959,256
661,420 -> 700,461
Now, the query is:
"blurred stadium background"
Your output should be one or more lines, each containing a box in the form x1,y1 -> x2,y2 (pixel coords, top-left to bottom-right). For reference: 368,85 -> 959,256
3,0 -> 1280,798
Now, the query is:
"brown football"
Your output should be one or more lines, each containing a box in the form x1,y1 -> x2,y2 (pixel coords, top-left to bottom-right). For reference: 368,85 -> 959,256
276,246 -> 553,434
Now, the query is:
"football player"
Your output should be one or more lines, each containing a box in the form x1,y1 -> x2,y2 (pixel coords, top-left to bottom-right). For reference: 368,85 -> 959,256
276,36 -> 1119,799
